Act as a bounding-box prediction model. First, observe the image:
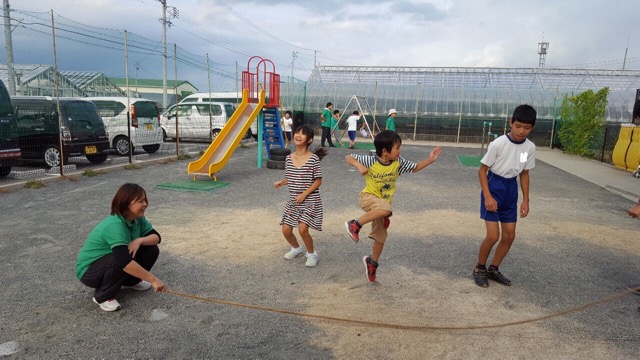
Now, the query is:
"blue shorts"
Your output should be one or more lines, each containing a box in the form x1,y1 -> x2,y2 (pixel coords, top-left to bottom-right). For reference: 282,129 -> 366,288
348,131 -> 356,141
480,171 -> 518,223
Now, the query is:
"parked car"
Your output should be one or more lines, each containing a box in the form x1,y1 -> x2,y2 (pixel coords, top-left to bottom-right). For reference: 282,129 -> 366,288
178,94 -> 257,139
160,101 -> 236,141
87,97 -> 163,156
0,80 -> 21,177
11,96 -> 110,168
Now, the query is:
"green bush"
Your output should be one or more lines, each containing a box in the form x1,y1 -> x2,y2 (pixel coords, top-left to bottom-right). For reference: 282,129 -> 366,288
558,87 -> 609,158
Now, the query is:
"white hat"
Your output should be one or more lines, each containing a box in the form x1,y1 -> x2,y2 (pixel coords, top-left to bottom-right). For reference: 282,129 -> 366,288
388,109 -> 397,116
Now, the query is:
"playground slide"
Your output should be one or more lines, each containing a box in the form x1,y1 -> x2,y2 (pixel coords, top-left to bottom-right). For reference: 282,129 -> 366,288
187,89 -> 266,179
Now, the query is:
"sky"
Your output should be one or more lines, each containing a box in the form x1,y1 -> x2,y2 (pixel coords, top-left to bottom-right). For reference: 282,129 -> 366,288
4,0 -> 640,91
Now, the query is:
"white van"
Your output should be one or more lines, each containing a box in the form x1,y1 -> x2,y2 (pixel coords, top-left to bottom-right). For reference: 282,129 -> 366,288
178,93 -> 258,139
160,101 -> 237,141
87,97 -> 163,155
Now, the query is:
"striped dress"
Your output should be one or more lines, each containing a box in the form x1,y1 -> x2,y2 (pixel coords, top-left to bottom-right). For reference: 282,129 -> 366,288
280,153 -> 323,231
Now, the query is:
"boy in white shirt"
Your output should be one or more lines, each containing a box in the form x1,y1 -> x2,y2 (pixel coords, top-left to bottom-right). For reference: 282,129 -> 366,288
473,104 -> 537,288
281,111 -> 293,147
345,111 -> 363,149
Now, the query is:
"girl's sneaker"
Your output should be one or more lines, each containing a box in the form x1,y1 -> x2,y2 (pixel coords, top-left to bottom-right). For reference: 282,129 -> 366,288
93,297 -> 121,312
304,252 -> 318,267
284,246 -> 305,260
122,280 -> 152,291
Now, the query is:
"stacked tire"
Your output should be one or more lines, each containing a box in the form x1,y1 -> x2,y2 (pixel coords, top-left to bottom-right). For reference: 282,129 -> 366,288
266,147 -> 291,170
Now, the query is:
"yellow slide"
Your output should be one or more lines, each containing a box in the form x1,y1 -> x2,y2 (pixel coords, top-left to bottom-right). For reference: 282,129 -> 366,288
188,89 -> 265,180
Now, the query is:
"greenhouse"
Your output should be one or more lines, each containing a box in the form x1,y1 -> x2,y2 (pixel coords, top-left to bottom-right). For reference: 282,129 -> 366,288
301,66 -> 640,146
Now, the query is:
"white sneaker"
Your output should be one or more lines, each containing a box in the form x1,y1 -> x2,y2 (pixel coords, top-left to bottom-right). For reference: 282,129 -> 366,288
304,252 -> 318,267
121,280 -> 152,291
92,297 -> 121,312
284,246 -> 305,260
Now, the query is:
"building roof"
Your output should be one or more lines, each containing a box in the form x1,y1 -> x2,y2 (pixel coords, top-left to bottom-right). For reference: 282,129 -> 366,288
109,77 -> 197,90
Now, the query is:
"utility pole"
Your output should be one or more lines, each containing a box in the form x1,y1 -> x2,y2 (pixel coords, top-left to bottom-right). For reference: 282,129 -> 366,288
623,34 -> 630,70
159,0 -> 168,109
3,0 -> 16,95
291,51 -> 297,110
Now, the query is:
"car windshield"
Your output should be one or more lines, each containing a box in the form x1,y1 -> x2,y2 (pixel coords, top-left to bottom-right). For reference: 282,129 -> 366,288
0,84 -> 12,116
61,101 -> 105,131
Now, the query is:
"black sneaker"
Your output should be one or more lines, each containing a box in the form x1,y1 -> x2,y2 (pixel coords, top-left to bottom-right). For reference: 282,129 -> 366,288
473,267 -> 488,288
363,255 -> 378,282
486,269 -> 512,286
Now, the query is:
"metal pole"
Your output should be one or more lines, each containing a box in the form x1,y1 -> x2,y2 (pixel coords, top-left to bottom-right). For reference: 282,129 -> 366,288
456,87 -> 464,143
413,82 -> 420,141
206,53 -> 213,141
174,43 -> 179,155
51,10 -> 64,176
161,0 -> 168,109
3,0 -> 16,95
124,30 -> 132,163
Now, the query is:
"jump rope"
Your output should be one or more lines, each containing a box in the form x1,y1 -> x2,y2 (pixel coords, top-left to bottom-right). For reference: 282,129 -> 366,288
163,286 -> 640,332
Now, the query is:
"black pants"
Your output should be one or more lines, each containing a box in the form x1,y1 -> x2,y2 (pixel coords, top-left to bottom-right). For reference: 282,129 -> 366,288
321,126 -> 334,147
80,245 -> 159,302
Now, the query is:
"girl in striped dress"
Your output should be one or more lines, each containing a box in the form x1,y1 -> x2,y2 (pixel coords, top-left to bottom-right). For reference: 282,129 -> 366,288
274,125 -> 328,267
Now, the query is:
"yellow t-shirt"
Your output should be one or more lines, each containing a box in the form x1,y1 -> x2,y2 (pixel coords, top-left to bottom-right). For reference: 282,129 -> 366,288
352,154 -> 417,203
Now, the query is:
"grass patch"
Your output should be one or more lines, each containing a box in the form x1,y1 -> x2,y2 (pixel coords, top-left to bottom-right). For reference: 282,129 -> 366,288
82,169 -> 98,177
24,179 -> 45,189
177,153 -> 193,160
63,175 -> 80,181
124,164 -> 142,170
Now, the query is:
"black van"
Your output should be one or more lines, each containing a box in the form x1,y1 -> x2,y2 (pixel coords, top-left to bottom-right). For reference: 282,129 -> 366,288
0,80 -> 21,177
12,96 -> 110,168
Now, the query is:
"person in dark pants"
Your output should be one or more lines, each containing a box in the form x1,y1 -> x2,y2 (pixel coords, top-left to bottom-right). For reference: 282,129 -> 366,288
75,183 -> 166,312
320,102 -> 335,147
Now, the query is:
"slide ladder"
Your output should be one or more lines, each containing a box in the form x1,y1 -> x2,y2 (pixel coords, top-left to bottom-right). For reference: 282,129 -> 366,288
262,106 -> 285,159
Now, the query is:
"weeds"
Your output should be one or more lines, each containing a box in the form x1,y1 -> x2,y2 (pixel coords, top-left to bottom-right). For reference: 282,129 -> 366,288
24,179 -> 45,189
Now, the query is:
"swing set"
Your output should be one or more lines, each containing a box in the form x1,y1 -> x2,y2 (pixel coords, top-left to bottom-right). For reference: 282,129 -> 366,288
331,95 -> 383,143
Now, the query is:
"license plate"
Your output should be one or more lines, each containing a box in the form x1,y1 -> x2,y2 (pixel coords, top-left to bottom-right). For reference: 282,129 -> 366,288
85,145 -> 97,154
145,124 -> 153,130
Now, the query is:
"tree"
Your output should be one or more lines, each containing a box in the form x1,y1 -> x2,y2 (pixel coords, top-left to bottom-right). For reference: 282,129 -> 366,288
558,87 -> 609,157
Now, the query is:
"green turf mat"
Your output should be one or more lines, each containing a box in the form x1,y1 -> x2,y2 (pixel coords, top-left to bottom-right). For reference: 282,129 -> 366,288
457,155 -> 483,167
156,180 -> 230,192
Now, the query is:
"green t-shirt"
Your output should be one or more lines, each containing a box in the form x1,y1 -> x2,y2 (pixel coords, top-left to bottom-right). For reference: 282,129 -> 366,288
321,108 -> 332,127
75,214 -> 154,279
386,116 -> 396,131
330,116 -> 338,131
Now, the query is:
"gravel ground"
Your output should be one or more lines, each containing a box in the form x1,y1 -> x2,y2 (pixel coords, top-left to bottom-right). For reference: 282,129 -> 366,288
1,140 -> 639,359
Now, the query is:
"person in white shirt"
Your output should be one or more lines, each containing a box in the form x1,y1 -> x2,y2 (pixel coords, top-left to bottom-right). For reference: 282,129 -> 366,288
345,110 -> 364,149
281,110 -> 293,147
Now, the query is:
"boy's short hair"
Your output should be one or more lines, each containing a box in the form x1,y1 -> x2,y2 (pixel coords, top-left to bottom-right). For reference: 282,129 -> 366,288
333,110 -> 340,115
374,130 -> 401,156
326,102 -> 333,108
352,110 -> 359,115
511,104 -> 537,126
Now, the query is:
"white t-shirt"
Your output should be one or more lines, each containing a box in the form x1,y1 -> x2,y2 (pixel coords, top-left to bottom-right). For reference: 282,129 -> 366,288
282,117 -> 293,132
346,115 -> 360,131
481,134 -> 535,178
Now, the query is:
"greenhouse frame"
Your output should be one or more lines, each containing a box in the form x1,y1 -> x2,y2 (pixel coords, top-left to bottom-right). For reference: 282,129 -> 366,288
302,66 -> 640,146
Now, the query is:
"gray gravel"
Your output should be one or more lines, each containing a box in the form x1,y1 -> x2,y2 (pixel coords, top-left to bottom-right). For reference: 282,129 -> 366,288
0,141 -> 639,359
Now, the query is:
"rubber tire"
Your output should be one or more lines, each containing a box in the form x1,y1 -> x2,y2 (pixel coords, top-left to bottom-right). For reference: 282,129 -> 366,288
211,129 -> 221,141
0,166 -> 11,177
114,136 -> 131,156
86,153 -> 108,164
43,145 -> 68,168
270,147 -> 291,156
143,144 -> 161,153
270,154 -> 288,161
266,159 -> 286,170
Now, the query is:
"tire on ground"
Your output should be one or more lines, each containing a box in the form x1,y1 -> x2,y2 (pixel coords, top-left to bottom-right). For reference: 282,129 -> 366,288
270,147 -> 291,156
270,154 -> 288,161
266,159 -> 286,170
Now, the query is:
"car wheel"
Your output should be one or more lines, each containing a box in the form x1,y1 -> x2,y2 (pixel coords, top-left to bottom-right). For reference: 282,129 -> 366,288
114,136 -> 131,156
142,144 -> 161,153
43,145 -> 67,168
86,153 -> 108,164
0,166 -> 11,177
211,129 -> 221,141
270,154 -> 287,161
270,147 -> 292,156
266,159 -> 286,170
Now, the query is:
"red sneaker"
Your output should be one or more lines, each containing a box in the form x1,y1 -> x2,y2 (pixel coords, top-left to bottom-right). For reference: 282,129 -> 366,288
345,220 -> 361,242
383,217 -> 390,229
363,255 -> 378,282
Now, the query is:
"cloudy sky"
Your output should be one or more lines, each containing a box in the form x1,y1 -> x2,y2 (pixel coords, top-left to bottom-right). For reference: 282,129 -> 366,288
4,0 -> 640,91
